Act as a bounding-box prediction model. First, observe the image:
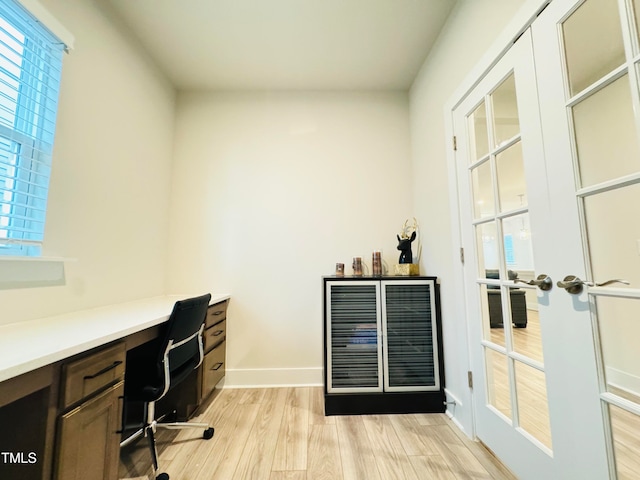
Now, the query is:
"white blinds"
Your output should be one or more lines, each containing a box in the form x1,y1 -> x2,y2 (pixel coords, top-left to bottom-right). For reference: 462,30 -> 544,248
0,0 -> 64,256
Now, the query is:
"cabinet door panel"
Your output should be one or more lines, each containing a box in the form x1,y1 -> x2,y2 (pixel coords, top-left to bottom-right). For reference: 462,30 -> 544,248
55,381 -> 123,480
326,282 -> 383,393
382,280 -> 440,391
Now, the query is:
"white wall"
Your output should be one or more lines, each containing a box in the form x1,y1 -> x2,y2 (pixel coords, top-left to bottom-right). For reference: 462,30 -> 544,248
409,0 -> 527,434
166,91 -> 412,386
0,0 -> 175,324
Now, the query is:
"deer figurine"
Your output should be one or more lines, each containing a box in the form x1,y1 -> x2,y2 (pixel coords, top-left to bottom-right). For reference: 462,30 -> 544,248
397,218 -> 418,264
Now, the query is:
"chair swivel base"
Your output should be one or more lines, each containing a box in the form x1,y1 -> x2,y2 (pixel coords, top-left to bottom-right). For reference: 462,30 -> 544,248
120,413 -> 215,480
148,421 -> 215,479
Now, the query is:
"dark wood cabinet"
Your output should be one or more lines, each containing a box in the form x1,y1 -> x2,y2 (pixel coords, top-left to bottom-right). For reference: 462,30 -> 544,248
0,295 -> 230,480
323,276 -> 445,415
54,342 -> 125,480
198,300 -> 228,403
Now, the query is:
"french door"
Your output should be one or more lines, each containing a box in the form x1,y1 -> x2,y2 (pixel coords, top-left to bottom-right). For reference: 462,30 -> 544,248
454,28 -> 591,478
534,0 -> 640,477
454,0 -> 640,478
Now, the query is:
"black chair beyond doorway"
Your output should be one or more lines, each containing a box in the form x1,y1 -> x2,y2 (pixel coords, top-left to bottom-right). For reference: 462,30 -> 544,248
486,269 -> 528,328
120,294 -> 214,480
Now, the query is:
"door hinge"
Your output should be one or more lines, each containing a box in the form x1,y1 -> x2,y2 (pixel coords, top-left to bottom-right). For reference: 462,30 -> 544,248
460,247 -> 465,264
453,136 -> 457,151
468,371 -> 473,389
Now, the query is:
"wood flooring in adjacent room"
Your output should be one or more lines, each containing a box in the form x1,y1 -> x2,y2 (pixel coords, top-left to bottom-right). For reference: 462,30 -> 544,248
119,386 -> 515,480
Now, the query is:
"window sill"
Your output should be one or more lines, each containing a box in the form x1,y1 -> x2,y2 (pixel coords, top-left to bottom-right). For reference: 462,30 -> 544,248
0,256 -> 74,290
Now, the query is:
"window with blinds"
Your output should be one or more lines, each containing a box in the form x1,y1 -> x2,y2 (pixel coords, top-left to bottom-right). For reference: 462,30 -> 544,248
0,0 -> 64,256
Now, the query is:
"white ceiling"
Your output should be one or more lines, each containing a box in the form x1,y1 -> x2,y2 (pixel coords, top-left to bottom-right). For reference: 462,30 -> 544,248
105,0 -> 458,91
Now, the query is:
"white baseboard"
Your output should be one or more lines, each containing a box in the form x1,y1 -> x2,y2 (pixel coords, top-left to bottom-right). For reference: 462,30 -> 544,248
444,387 -> 468,434
606,367 -> 640,395
224,367 -> 323,388
444,387 -> 463,408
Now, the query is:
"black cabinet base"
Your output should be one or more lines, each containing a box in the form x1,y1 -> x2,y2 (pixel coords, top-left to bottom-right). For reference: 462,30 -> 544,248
324,391 -> 446,416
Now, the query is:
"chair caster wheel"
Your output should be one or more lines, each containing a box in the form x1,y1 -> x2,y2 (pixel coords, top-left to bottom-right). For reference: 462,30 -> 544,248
203,427 -> 214,439
156,473 -> 169,480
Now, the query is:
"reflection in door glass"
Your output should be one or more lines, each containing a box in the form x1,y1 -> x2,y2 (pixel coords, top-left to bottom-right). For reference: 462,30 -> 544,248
480,283 -> 506,349
491,74 -> 520,148
476,221 -> 499,277
594,296 -> 640,401
562,0 -> 626,95
634,0 -> 640,49
515,362 -> 552,450
469,101 -> 489,160
471,161 -> 495,219
485,348 -> 512,420
508,288 -> 544,364
608,402 -> 640,479
584,184 -> 640,288
502,214 -> 534,272
496,142 -> 527,212
573,75 -> 640,187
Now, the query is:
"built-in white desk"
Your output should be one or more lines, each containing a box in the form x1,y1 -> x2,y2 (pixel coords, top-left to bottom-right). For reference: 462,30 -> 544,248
0,294 -> 230,384
0,293 -> 230,480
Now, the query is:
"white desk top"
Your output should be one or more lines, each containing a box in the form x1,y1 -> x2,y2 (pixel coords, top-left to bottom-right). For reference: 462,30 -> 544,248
0,293 -> 230,383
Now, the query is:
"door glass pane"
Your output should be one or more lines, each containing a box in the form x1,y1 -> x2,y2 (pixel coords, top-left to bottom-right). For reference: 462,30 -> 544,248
482,284 -> 506,348
634,0 -> 640,49
496,142 -> 527,212
595,296 -> 640,401
502,214 -> 534,272
469,101 -> 489,160
514,362 -> 552,450
584,184 -> 640,287
562,0 -> 626,95
472,161 -> 495,218
491,74 -> 520,147
510,289 -> 544,364
608,402 -> 640,479
476,221 -> 499,276
485,348 -> 512,420
573,75 -> 640,187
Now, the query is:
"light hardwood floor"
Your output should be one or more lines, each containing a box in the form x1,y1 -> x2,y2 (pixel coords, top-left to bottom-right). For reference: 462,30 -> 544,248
120,387 -> 516,480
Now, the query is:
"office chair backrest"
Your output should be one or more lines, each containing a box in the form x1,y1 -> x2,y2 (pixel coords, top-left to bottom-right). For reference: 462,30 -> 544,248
157,294 -> 211,392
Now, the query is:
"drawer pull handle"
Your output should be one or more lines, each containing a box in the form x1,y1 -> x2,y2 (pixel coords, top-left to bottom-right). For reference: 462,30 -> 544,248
211,310 -> 224,316
211,362 -> 223,371
211,330 -> 224,336
83,360 -> 123,380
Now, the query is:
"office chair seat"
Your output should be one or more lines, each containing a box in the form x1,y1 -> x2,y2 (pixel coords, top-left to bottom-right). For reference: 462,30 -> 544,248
120,294 -> 215,480
125,352 -> 199,403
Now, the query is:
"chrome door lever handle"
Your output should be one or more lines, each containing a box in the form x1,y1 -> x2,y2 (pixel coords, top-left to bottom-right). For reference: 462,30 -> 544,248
515,274 -> 553,291
557,276 -> 630,295
556,275 -> 584,294
591,279 -> 630,287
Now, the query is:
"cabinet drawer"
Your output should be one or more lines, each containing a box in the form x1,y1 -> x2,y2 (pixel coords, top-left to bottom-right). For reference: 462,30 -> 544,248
205,300 -> 228,328
55,380 -> 123,480
61,342 -> 125,409
202,341 -> 225,400
204,320 -> 226,352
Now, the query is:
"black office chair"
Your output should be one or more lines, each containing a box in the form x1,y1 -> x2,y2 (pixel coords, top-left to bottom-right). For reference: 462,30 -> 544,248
120,294 -> 215,480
